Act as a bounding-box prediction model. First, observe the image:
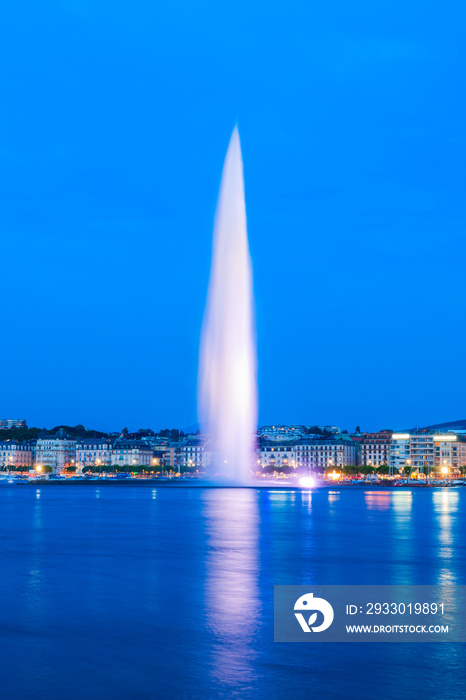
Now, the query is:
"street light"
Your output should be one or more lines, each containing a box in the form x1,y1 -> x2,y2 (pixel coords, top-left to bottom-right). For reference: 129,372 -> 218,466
441,461 -> 449,481
405,459 -> 411,479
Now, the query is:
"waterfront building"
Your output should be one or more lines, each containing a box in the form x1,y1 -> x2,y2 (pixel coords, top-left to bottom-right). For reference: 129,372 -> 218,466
167,442 -> 184,470
389,431 -> 466,475
0,440 -> 33,470
358,431 -> 392,467
35,428 -> 77,472
111,439 -> 153,469
410,432 -> 438,473
433,434 -> 466,473
152,446 -> 171,469
181,438 -> 211,471
294,435 -> 357,471
76,438 -> 113,472
259,441 -> 297,469
389,433 -> 411,472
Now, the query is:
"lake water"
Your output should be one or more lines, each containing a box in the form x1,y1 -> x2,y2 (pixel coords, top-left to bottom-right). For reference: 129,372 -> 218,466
0,485 -> 464,699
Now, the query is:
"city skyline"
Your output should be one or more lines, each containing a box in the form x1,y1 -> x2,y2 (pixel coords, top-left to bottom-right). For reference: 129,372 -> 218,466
3,422 -> 466,477
1,2 -> 465,432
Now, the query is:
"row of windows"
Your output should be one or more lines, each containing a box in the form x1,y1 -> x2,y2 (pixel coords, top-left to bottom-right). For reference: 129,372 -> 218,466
77,445 -> 111,450
296,458 -> 344,462
0,455 -> 32,460
264,447 -> 348,453
78,452 -> 110,458
362,441 -> 390,445
37,441 -> 76,446
0,445 -> 31,451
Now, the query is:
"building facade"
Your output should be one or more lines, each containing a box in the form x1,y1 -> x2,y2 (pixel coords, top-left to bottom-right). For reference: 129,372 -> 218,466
35,429 -> 77,472
389,433 -> 411,472
389,431 -> 466,475
0,440 -> 33,470
294,436 -> 357,471
358,431 -> 392,467
433,435 -> 465,473
181,439 -> 211,471
259,442 -> 296,470
167,442 -> 183,470
111,440 -> 153,469
76,438 -> 113,472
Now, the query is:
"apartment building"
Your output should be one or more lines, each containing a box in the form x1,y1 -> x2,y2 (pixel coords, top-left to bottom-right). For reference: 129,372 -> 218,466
111,440 -> 153,468
389,433 -> 411,472
389,431 -> 466,474
76,438 -> 113,472
259,442 -> 297,469
294,435 -> 357,471
358,431 -> 392,467
258,435 -> 356,471
181,439 -> 211,471
35,429 -> 77,472
0,440 -> 33,470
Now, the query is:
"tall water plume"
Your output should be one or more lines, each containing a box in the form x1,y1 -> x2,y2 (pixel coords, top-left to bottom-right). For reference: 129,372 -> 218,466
198,127 -> 257,483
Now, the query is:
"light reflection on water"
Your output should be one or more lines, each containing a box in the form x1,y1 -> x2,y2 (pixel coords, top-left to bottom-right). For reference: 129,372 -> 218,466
27,488 -> 46,626
392,491 -> 413,516
364,491 -> 391,510
433,489 -> 460,585
202,488 -> 260,689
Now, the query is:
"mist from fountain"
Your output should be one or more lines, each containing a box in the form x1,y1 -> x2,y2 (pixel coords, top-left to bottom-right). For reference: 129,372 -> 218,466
198,127 -> 258,484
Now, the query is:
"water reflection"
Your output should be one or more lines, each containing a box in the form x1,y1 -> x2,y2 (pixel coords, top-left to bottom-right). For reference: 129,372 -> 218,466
388,491 -> 414,584
433,490 -> 459,585
302,491 -> 312,513
364,491 -> 391,510
391,491 -> 413,517
27,487 -> 46,622
202,489 -> 260,690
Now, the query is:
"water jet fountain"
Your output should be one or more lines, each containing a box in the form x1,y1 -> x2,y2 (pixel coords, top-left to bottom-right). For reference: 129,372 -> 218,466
198,127 -> 257,484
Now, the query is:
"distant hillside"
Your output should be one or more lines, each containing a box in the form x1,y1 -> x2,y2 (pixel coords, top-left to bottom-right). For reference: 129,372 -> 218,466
182,424 -> 200,434
0,424 -> 109,442
423,419 -> 466,431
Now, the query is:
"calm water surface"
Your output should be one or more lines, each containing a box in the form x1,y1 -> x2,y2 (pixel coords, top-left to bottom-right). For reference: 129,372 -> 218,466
0,486 -> 464,699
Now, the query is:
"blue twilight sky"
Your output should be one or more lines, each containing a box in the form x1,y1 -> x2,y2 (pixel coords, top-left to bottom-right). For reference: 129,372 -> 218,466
0,1 -> 465,433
